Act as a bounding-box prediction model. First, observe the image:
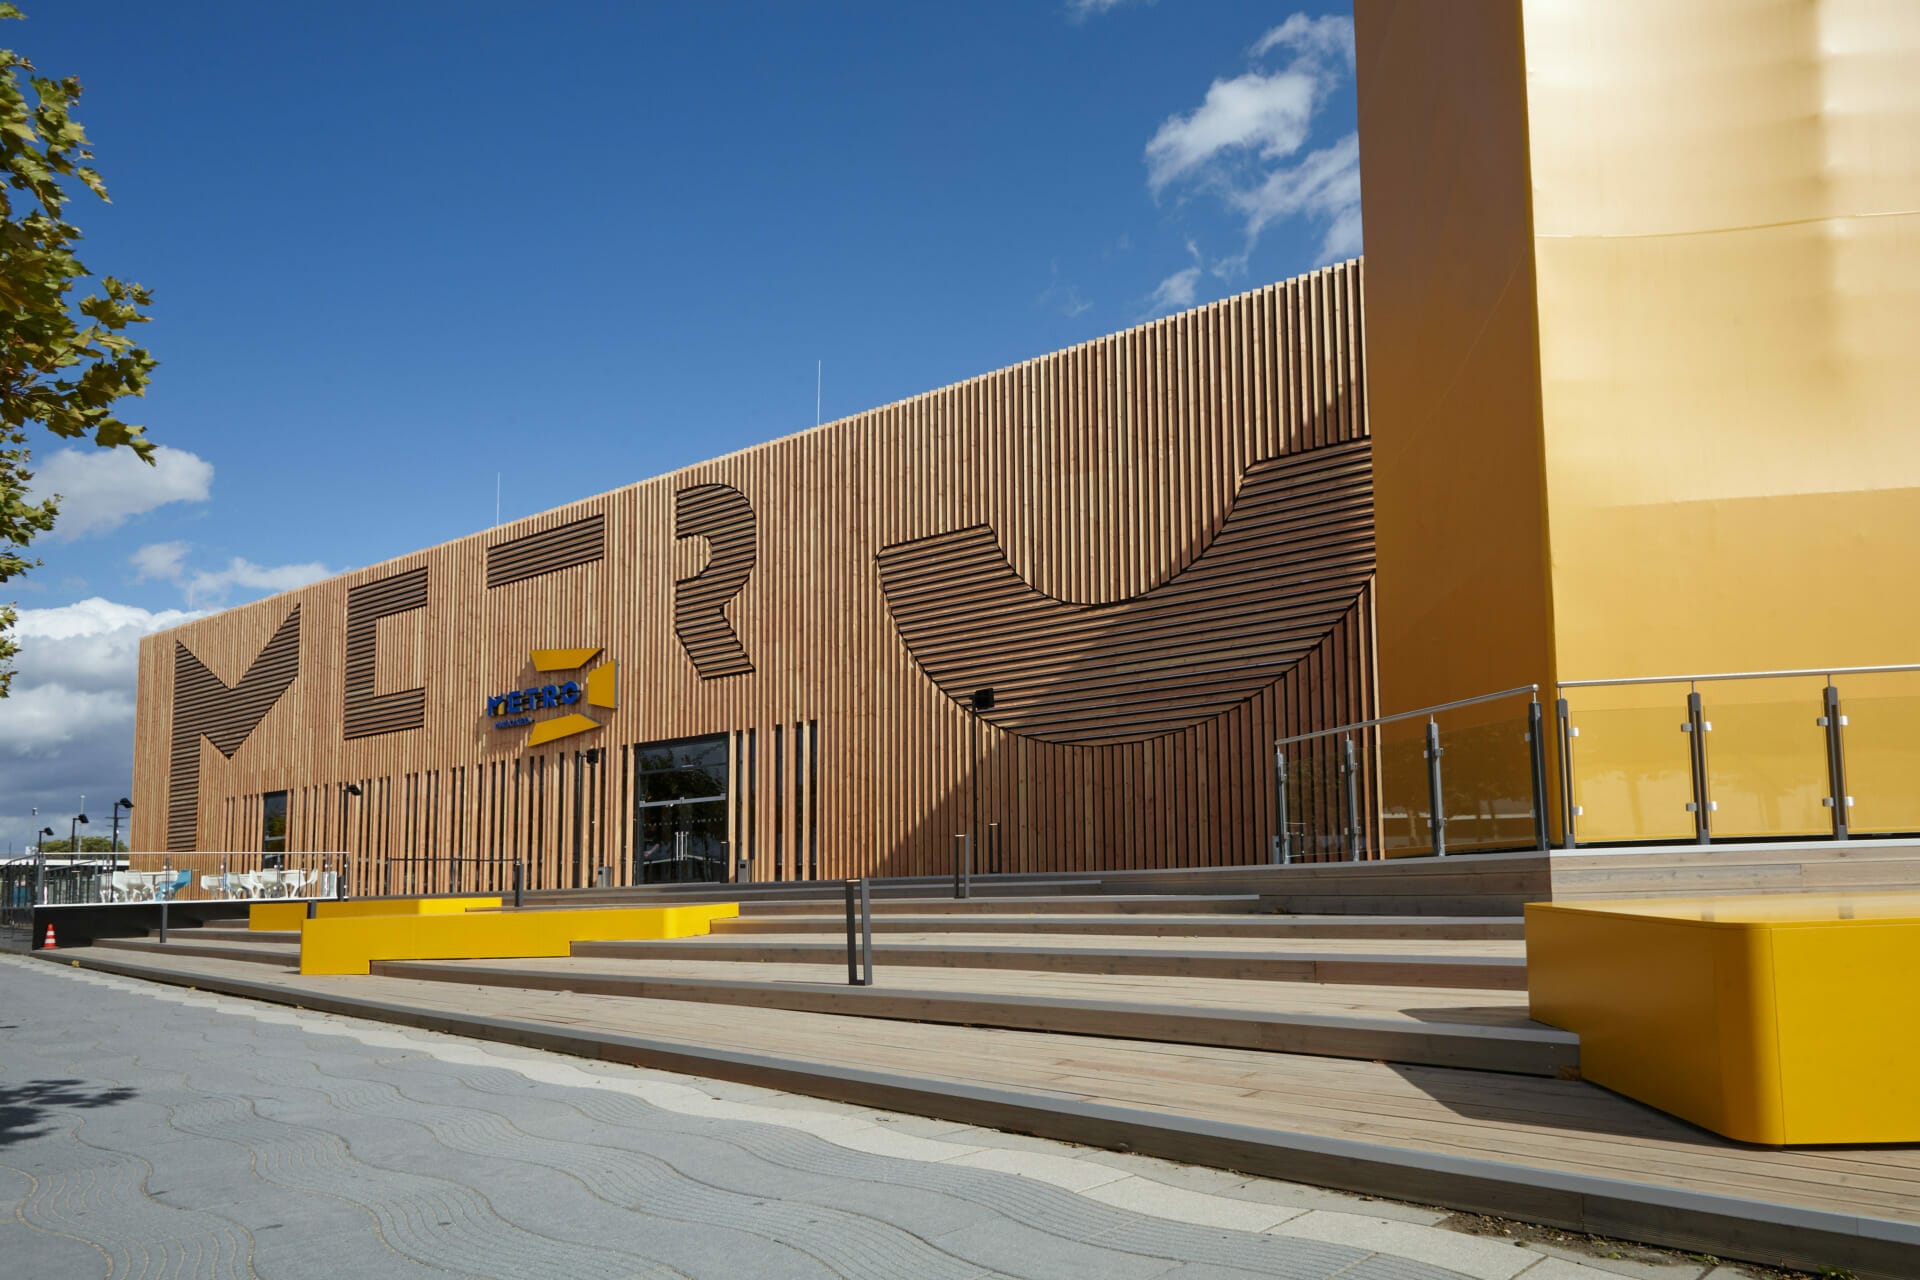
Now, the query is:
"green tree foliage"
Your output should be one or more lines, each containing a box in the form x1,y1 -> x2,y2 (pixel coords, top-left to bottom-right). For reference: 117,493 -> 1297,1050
0,3 -> 156,695
33,835 -> 125,854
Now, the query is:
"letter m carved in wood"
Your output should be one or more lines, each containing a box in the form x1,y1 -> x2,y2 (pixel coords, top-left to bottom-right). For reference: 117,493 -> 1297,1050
167,607 -> 301,851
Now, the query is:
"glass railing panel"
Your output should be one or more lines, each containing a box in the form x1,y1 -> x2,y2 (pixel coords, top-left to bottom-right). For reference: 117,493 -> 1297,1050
1701,675 -> 1830,839
1565,685 -> 1696,843
1375,717 -> 1434,858
1282,737 -> 1351,861
1435,701 -> 1537,851
1834,669 -> 1920,835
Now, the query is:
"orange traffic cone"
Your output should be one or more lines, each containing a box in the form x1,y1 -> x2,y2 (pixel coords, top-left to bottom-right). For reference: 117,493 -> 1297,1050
42,923 -> 56,949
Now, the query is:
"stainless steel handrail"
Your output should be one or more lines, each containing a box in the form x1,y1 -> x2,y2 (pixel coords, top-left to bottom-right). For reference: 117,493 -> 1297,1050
1558,662 -> 1920,690
1273,683 -> 1539,747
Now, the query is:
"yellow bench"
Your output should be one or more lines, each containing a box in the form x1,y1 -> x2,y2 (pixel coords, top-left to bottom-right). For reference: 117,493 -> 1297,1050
1527,892 -> 1920,1144
298,902 -> 738,975
250,896 -> 502,931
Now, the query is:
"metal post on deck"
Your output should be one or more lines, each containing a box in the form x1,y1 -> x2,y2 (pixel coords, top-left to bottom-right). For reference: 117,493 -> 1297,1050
952,833 -> 971,900
158,894 -> 168,944
1273,748 -> 1291,865
988,821 -> 1001,876
1424,719 -> 1447,857
1556,697 -> 1578,849
1684,689 -> 1713,844
512,860 -> 524,910
1527,699 -> 1551,852
1339,733 -> 1363,862
1820,682 -> 1852,840
845,878 -> 873,986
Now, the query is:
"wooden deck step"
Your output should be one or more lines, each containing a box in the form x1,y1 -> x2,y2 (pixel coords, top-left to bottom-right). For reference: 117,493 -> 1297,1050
93,936 -> 297,967
710,913 -> 1525,940
375,954 -> 1574,1075
572,935 -> 1529,989
48,945 -> 1920,1280
155,926 -> 298,945
739,894 -> 1270,917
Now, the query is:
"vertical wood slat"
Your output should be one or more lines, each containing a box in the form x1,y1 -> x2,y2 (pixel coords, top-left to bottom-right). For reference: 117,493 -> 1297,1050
132,262 -> 1376,880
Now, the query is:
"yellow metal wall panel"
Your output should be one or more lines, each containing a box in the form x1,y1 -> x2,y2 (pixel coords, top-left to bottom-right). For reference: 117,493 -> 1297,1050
1522,0 -> 1920,682
1352,0 -> 1557,720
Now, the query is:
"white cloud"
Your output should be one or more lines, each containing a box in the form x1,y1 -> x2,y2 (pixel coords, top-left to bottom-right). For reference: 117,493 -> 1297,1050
1148,265 -> 1201,314
27,445 -> 215,538
1037,261 -> 1093,318
1249,13 -> 1356,66
0,598 -> 202,850
1067,0 -> 1152,20
130,540 -> 190,582
1144,11 -> 1361,271
129,542 -> 333,608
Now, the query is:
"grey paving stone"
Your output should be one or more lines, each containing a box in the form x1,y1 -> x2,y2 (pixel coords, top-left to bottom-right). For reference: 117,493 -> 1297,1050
0,956 -> 1495,1280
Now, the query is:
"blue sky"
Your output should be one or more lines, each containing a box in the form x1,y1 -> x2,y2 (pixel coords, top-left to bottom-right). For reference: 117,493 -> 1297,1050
3,0 -> 1360,847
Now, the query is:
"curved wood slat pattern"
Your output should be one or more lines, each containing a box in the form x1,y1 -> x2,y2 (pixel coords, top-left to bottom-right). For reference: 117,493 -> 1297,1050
344,567 -> 428,741
133,262 -> 1375,884
167,608 -> 302,852
674,483 -> 756,679
877,439 -> 1374,744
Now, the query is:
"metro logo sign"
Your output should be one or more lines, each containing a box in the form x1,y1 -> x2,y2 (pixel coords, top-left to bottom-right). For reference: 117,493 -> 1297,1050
488,646 -> 617,747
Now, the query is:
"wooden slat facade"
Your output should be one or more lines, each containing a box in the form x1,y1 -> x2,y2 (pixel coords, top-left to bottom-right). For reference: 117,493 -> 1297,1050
132,261 -> 1376,889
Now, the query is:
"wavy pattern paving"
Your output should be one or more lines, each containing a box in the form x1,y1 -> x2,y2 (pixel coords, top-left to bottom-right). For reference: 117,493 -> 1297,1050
167,607 -> 301,851
0,957 -> 1483,1280
877,438 -> 1375,744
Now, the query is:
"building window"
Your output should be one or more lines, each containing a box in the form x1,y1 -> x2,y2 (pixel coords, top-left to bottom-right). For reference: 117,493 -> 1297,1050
262,790 -> 289,863
633,735 -> 729,883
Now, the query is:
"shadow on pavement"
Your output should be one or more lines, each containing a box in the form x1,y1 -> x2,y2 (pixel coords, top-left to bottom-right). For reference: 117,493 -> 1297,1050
0,1078 -> 137,1147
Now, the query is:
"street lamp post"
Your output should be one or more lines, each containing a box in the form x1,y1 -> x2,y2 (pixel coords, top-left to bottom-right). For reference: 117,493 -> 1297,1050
35,827 -> 53,904
340,783 -> 361,898
110,798 -> 133,861
69,811 -> 89,875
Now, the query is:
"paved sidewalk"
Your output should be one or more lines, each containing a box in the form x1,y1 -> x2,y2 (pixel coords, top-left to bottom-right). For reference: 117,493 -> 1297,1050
1,955 -> 1739,1279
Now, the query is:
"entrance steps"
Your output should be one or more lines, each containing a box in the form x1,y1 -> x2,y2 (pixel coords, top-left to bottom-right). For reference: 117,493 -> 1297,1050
711,912 -> 1523,940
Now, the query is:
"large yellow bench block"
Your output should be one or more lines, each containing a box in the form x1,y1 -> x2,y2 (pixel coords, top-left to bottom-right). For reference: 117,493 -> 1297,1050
298,903 -> 738,975
251,896 -> 502,931
1527,893 -> 1920,1144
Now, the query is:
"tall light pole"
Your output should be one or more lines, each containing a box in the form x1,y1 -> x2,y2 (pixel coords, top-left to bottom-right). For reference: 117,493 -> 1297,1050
110,798 -> 133,860
69,810 -> 89,871
35,827 -> 52,904
341,782 -> 362,897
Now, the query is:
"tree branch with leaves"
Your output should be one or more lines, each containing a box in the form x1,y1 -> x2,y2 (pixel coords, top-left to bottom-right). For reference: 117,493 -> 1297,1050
0,2 -> 157,695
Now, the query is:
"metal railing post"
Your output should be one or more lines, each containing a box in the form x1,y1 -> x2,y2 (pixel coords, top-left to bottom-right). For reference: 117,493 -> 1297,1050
1423,719 -> 1447,857
1684,688 -> 1713,844
845,878 -> 873,986
988,821 -> 1001,876
1556,696 -> 1578,849
512,860 -> 524,909
158,894 -> 168,944
1821,682 -> 1851,840
306,896 -> 317,920
1273,748 -> 1291,865
952,833 -> 970,900
1527,698 -> 1551,852
1339,733 -> 1362,862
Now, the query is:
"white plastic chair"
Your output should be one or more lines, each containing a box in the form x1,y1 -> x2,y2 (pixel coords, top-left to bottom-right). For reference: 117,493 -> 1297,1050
199,874 -> 224,898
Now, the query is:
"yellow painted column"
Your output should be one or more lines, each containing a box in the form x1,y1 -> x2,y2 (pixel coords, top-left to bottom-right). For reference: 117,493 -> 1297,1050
1356,0 -> 1920,843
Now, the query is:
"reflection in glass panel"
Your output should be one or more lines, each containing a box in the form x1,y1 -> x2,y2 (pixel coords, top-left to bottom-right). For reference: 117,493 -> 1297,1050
1566,687 -> 1695,843
261,790 -> 288,856
633,733 -> 731,882
1700,676 -> 1829,839
1835,670 -> 1920,835
1436,703 -> 1535,851
1375,718 -> 1433,858
1282,737 -> 1350,861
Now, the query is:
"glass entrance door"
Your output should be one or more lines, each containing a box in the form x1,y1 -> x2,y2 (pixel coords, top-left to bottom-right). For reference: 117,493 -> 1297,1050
633,734 -> 731,883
